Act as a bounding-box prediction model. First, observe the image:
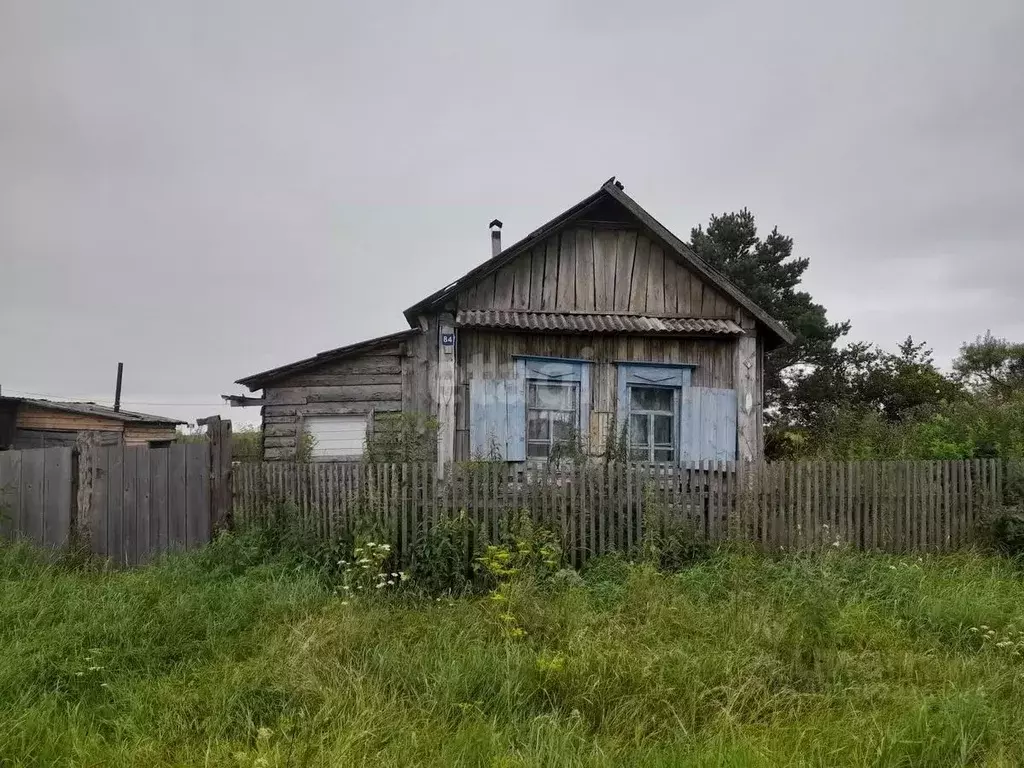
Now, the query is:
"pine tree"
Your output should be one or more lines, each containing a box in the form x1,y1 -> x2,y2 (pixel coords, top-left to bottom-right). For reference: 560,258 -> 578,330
689,209 -> 850,426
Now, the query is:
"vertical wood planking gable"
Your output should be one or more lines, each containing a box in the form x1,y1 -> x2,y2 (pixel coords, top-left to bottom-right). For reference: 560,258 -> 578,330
493,264 -> 516,309
593,230 -> 617,311
575,228 -> 596,311
512,249 -> 532,310
454,223 -> 741,319
556,231 -> 576,309
645,241 -> 665,314
628,235 -> 651,311
691,278 -> 704,318
613,231 -> 637,311
529,245 -> 546,308
675,261 -> 692,315
663,246 -> 678,314
541,238 -> 559,309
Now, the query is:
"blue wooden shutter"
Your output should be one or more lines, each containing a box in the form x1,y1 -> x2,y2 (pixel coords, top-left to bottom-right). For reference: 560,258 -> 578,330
503,376 -> 526,461
469,377 -> 526,461
680,387 -> 738,462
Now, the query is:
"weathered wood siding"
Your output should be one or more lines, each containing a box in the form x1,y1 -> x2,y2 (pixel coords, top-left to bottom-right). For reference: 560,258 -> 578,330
124,424 -> 179,446
262,342 -> 405,460
9,406 -> 176,449
457,226 -> 739,318
16,406 -> 123,434
454,330 -> 737,460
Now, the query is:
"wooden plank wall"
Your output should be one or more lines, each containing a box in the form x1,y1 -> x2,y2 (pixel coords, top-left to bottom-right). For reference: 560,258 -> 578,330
0,447 -> 72,548
89,443 -> 211,564
262,342 -> 406,461
455,330 -> 736,460
233,459 -> 1007,566
457,226 -> 739,319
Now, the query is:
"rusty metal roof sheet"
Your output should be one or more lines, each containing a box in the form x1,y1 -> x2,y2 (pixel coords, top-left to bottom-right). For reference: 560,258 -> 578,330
455,310 -> 744,335
0,397 -> 184,424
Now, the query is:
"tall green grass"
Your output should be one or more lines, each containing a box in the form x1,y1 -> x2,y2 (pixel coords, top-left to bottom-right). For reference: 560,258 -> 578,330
3,539 -> 1024,766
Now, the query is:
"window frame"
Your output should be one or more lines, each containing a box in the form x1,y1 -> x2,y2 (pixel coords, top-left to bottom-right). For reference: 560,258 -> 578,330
627,385 -> 677,462
302,413 -> 369,461
616,363 -> 694,465
514,356 -> 591,461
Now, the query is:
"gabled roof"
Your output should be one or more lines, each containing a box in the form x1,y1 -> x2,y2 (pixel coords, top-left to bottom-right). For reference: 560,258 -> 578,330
0,397 -> 184,425
236,329 -> 419,391
403,178 -> 795,347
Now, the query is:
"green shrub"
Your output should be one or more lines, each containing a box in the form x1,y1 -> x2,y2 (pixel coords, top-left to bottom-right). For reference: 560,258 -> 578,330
988,508 -> 1024,557
408,513 -> 475,596
477,512 -> 561,587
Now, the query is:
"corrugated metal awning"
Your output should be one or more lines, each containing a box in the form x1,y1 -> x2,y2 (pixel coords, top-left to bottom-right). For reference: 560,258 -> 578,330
455,310 -> 744,335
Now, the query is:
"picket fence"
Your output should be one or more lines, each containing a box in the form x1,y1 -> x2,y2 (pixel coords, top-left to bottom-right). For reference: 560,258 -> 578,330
232,458 -> 1008,565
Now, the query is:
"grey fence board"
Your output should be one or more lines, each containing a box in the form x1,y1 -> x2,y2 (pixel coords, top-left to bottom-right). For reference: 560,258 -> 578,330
0,447 -> 71,548
167,444 -> 188,551
106,446 -> 124,564
150,448 -> 169,555
20,449 -> 46,544
0,450 -> 21,540
136,447 -> 151,564
185,445 -> 209,548
43,447 -> 72,547
123,447 -> 139,566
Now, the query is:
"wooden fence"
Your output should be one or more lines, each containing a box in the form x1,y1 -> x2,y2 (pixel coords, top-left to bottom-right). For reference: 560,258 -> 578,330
0,417 -> 233,564
233,458 -> 1009,565
84,443 -> 212,564
0,447 -> 73,548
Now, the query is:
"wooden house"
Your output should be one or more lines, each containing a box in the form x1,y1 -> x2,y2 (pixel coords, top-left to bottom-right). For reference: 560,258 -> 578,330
235,179 -> 793,465
0,397 -> 184,450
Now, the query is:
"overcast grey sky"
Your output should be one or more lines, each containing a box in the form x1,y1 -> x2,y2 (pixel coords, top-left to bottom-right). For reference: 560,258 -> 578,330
2,0 -> 1022,425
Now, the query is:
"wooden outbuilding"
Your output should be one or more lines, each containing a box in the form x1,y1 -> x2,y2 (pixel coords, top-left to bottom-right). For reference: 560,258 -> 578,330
0,397 -> 183,450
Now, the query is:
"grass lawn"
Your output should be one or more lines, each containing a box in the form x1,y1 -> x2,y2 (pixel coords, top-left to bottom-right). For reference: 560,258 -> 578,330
3,538 -> 1024,767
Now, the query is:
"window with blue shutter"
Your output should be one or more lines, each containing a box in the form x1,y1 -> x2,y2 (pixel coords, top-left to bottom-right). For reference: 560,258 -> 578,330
617,364 -> 692,463
616,362 -> 737,463
467,357 -> 591,462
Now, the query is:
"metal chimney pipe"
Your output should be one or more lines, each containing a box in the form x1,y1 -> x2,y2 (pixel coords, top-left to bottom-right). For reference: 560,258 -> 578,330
114,362 -> 124,412
489,219 -> 503,256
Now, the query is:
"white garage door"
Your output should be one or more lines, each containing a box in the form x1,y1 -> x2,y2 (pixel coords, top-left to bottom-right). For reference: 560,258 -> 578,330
304,415 -> 368,459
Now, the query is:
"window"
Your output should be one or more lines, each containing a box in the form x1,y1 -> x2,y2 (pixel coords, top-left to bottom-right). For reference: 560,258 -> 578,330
304,414 -> 368,459
628,386 -> 675,462
527,379 -> 580,458
617,363 -> 692,465
515,356 -> 591,460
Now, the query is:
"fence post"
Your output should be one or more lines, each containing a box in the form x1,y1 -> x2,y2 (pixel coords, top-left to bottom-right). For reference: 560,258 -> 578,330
72,431 -> 102,550
199,415 -> 233,533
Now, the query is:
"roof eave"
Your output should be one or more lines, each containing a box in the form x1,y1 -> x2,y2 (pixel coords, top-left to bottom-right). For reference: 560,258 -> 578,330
236,328 -> 420,391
